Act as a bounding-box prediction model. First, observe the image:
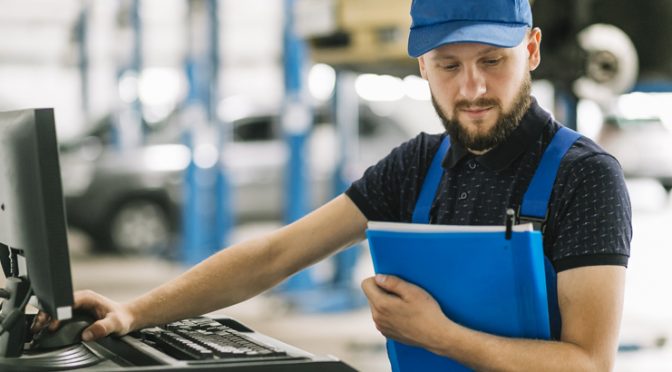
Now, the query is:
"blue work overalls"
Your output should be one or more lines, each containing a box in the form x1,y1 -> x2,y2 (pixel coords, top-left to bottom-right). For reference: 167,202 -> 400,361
411,126 -> 582,339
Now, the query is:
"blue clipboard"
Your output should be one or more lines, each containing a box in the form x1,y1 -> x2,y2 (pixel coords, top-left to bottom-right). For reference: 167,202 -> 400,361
366,221 -> 551,372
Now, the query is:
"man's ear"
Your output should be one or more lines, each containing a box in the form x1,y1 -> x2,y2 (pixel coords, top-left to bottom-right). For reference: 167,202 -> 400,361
527,27 -> 542,71
418,56 -> 428,80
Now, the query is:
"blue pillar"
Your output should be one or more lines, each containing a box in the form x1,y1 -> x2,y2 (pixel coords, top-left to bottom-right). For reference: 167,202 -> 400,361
130,0 -> 144,137
180,62 -> 210,266
297,70 -> 369,312
276,24 -> 365,310
283,0 -> 311,224
113,0 -> 144,151
331,71 -> 360,289
278,0 -> 314,291
555,89 -> 578,131
209,0 -> 234,250
181,0 -> 232,266
75,4 -> 90,120
181,123 -> 204,266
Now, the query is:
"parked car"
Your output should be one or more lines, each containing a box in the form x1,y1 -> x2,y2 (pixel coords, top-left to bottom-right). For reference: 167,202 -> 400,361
59,105 -> 418,255
60,139 -> 186,256
596,116 -> 672,191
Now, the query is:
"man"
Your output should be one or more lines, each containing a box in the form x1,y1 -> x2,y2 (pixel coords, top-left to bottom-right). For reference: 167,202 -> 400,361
38,0 -> 631,370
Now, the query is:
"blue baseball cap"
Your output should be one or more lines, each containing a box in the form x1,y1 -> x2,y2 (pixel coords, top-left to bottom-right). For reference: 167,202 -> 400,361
408,0 -> 533,57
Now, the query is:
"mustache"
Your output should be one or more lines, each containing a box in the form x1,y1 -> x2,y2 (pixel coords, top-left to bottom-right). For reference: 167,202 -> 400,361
454,98 -> 501,111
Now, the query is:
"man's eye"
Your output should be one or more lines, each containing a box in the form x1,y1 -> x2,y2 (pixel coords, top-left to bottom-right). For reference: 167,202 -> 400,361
441,64 -> 459,71
483,59 -> 501,66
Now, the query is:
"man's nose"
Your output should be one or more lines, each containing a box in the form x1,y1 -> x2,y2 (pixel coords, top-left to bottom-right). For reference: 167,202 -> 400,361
458,67 -> 487,101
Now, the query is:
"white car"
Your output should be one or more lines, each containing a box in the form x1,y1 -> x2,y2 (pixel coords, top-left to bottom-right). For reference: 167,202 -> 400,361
60,105 -> 423,255
597,116 -> 672,191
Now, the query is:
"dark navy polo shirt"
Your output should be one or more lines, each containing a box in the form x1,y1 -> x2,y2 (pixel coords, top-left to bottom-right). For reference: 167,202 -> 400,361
346,99 -> 631,272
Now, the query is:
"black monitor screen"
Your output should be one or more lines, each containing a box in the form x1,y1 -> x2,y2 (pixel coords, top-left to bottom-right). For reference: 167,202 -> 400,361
0,108 -> 74,321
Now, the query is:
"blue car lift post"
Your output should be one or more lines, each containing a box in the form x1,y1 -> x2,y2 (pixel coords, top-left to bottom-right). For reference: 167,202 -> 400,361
277,0 -> 315,293
112,0 -> 144,152
75,4 -> 91,123
277,0 -> 364,311
329,71 -> 366,310
181,0 -> 233,266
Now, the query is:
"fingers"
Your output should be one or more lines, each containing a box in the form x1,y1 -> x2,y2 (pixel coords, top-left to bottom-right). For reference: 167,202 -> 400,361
48,319 -> 61,332
32,290 -> 103,332
31,290 -> 128,342
72,290 -> 133,340
30,312 -> 63,334
361,276 -> 405,315
361,277 -> 386,301
30,312 -> 48,331
30,312 -> 52,333
73,290 -> 108,317
365,274 -> 403,296
374,274 -> 400,292
373,274 -> 423,301
81,317 -> 113,341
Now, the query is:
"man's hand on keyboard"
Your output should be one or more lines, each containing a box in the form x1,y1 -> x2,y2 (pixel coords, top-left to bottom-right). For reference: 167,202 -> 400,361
32,289 -> 135,341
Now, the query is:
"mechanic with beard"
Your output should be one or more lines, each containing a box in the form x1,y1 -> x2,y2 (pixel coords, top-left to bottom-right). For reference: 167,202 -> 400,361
36,0 -> 631,370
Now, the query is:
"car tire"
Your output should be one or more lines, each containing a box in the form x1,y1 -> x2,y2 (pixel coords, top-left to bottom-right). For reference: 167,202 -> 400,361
105,198 -> 173,255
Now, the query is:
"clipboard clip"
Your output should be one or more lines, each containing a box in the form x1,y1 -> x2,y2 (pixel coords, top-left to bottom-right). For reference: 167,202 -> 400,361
505,208 -> 515,240
516,205 -> 548,233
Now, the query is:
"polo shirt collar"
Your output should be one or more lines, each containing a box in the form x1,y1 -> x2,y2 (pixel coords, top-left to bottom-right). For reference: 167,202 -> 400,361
442,97 -> 550,171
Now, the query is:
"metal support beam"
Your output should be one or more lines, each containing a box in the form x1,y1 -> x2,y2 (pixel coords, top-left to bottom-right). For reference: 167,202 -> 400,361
283,0 -> 312,225
278,0 -> 315,292
331,71 -> 360,289
75,3 -> 90,120
555,89 -> 578,131
210,0 -> 234,251
181,0 -> 232,265
113,0 -> 144,151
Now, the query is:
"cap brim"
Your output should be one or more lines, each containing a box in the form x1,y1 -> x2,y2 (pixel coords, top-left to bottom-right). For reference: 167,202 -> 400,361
408,21 -> 528,57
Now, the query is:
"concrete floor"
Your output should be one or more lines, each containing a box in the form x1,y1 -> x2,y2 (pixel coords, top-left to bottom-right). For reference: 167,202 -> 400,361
6,179 -> 672,371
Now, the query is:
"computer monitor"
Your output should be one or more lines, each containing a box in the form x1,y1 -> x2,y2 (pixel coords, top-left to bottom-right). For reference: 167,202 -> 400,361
0,108 -> 74,357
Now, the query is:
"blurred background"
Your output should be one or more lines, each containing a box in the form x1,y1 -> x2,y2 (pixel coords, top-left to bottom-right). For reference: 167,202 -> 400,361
2,0 -> 672,370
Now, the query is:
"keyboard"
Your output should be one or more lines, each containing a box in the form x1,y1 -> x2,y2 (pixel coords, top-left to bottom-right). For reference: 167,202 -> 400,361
135,317 -> 295,363
79,315 -> 357,371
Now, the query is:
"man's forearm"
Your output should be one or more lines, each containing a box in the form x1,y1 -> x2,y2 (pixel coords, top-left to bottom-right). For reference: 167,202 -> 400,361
430,322 -> 610,372
121,194 -> 368,333
125,235 -> 284,331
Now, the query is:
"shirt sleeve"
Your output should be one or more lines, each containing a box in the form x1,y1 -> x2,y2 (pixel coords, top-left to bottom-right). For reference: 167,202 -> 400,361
346,133 -> 442,222
545,152 -> 632,272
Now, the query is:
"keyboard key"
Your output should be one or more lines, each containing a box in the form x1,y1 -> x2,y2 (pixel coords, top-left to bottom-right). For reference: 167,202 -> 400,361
138,317 -> 288,361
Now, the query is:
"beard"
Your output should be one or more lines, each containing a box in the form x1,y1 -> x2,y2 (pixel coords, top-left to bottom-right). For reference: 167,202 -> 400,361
432,75 -> 532,152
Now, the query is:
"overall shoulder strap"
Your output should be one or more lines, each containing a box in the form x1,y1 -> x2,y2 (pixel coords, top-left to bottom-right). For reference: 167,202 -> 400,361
412,135 -> 451,224
519,126 -> 582,227
519,126 -> 582,341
